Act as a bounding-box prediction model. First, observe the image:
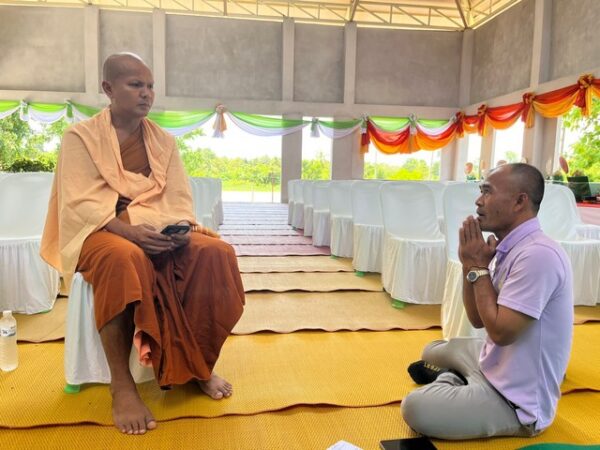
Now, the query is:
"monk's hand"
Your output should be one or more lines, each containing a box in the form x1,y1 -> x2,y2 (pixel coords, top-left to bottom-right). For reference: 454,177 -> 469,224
128,224 -> 174,255
458,216 -> 497,269
170,229 -> 191,249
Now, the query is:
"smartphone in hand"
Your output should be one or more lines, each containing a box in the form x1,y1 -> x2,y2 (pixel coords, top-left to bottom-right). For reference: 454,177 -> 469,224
379,437 -> 436,450
161,224 -> 191,235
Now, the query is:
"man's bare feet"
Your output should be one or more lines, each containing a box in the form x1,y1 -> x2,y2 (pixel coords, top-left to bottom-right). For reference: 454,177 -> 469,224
197,373 -> 233,399
111,386 -> 157,435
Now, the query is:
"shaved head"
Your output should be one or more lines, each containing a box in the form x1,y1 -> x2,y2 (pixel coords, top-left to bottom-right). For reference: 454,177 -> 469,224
102,52 -> 149,83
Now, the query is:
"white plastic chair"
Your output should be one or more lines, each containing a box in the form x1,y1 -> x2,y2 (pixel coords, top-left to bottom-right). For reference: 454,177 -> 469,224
64,273 -> 154,392
0,173 -> 60,314
291,180 -> 305,229
312,181 -> 331,247
441,182 -> 487,339
539,183 -> 600,305
380,182 -> 446,306
352,180 -> 385,274
303,181 -> 315,237
329,180 -> 355,258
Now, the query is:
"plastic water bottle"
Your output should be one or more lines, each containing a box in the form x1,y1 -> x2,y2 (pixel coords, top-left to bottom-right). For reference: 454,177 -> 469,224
0,310 -> 18,372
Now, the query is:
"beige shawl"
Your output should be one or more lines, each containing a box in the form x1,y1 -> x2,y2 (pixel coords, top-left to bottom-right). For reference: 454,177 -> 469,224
41,108 -> 196,286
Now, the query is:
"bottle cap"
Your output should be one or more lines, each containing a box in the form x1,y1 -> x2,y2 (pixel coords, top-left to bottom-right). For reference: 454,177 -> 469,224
2,310 -> 12,316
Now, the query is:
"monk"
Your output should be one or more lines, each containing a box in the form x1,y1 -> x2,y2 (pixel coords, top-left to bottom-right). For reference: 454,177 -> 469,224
41,53 -> 245,435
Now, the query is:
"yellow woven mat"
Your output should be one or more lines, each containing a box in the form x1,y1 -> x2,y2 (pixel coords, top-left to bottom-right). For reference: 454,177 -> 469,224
242,272 -> 383,292
1,325 -> 599,429
15,298 -> 599,343
237,255 -> 353,273
2,392 -> 600,450
233,292 -> 441,334
15,298 -> 66,343
574,306 -> 600,324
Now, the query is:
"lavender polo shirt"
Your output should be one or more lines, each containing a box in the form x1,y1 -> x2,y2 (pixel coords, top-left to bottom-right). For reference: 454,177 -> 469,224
479,217 -> 573,431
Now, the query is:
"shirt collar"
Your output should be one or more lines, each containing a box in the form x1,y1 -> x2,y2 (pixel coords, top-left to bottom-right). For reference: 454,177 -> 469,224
495,217 -> 541,257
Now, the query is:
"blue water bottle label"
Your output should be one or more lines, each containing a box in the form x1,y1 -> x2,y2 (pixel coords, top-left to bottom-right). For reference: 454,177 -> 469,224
0,326 -> 16,337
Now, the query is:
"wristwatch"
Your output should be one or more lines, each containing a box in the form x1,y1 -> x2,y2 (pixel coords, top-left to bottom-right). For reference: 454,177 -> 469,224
466,268 -> 490,283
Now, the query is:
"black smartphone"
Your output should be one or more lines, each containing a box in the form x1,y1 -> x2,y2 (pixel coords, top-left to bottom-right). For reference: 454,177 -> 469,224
161,224 -> 191,235
379,437 -> 437,450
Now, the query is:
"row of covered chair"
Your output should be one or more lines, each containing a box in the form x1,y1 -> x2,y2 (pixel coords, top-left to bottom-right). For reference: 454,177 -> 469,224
287,178 -> 600,337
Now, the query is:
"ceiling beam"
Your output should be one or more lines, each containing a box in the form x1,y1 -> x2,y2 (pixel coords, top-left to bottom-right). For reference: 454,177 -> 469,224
348,0 -> 360,21
454,0 -> 468,28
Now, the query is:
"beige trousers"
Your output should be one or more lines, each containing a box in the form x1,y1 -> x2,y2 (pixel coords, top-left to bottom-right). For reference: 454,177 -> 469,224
401,338 -> 539,440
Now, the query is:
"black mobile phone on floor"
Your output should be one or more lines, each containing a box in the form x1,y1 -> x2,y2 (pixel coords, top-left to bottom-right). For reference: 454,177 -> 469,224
161,224 -> 191,235
379,437 -> 437,450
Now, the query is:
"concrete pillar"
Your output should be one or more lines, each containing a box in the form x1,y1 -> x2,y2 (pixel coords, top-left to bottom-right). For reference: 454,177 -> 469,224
523,117 -> 559,176
84,6 -> 100,96
152,9 -> 166,101
523,0 -> 555,173
281,114 -> 303,203
450,28 -> 475,180
343,22 -> 357,106
331,121 -> 362,179
282,18 -> 295,102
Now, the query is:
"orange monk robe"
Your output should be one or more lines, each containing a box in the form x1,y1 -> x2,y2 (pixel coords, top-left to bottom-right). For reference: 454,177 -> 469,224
41,108 -> 196,288
41,108 -> 245,387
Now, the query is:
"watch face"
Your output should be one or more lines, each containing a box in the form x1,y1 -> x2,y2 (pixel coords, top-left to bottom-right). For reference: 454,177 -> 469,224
467,271 -> 478,282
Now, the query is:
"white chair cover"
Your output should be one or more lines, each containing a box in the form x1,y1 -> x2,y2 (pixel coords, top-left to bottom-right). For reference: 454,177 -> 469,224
65,273 -> 155,386
287,179 -> 298,225
421,181 -> 446,224
191,177 -> 217,230
312,181 -> 331,247
441,182 -> 487,339
0,173 -> 60,314
380,182 -> 446,305
329,180 -> 355,257
291,180 -> 305,229
352,180 -> 385,273
539,184 -> 600,305
213,178 -> 224,226
543,183 -> 600,240
303,181 -> 315,237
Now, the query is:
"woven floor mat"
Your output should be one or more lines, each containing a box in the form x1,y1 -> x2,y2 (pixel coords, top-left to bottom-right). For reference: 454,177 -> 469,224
0,330 -> 440,427
574,305 -> 600,324
2,325 -> 600,429
220,229 -> 301,235
233,292 -> 441,334
241,272 -> 382,292
224,235 -> 314,245
220,224 -> 295,230
2,393 -> 600,450
234,244 -> 330,256
237,255 -> 353,273
15,298 -> 67,343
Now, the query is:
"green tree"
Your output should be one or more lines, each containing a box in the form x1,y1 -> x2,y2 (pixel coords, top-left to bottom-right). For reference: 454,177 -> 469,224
302,151 -> 330,180
0,112 -> 67,171
562,98 -> 600,181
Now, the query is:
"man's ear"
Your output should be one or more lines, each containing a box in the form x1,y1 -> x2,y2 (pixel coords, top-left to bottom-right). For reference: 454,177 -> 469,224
101,80 -> 113,97
514,192 -> 528,211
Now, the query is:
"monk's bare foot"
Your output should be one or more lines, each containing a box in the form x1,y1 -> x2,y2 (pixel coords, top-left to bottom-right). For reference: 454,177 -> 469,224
111,386 -> 157,435
197,373 -> 233,399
